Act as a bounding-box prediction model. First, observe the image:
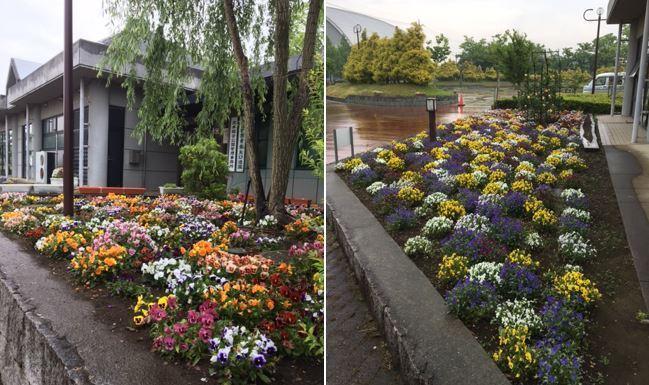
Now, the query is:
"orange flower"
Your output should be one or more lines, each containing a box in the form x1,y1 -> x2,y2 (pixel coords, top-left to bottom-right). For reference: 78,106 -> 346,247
104,257 -> 117,267
266,299 -> 275,310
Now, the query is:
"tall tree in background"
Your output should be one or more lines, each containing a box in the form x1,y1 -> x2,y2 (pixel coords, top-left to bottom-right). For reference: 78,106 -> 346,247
326,37 -> 351,82
101,0 -> 322,222
491,30 -> 534,87
427,34 -> 451,63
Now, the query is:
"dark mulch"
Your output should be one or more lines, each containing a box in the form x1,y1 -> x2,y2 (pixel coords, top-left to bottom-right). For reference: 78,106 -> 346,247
339,142 -> 649,385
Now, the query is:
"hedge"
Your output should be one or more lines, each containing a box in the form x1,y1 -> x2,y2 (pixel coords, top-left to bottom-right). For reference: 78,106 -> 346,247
494,97 -> 620,114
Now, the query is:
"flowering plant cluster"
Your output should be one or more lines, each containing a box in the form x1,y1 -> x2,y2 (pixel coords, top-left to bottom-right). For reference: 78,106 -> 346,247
0,193 -> 323,383
338,110 -> 601,384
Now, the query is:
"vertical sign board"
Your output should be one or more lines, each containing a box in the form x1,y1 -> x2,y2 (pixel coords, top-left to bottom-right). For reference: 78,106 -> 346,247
235,123 -> 246,173
227,117 -> 239,172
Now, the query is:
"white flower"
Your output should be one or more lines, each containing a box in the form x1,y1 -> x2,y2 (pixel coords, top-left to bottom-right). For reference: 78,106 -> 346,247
468,262 -> 503,285
561,207 -> 591,223
403,236 -> 433,256
366,181 -> 387,195
524,232 -> 543,250
558,232 -> 596,262
351,163 -> 369,174
258,215 -> 278,228
494,299 -> 542,330
454,213 -> 491,234
422,216 -> 453,238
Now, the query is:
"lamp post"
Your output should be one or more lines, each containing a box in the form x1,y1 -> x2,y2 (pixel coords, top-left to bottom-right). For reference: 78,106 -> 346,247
583,7 -> 606,95
63,0 -> 73,216
426,97 -> 437,141
353,24 -> 362,47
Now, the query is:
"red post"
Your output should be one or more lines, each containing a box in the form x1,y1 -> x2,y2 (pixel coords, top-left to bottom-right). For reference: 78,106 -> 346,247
63,0 -> 74,216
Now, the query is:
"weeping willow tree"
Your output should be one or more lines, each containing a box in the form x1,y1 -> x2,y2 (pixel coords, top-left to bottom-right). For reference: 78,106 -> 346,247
100,0 -> 323,222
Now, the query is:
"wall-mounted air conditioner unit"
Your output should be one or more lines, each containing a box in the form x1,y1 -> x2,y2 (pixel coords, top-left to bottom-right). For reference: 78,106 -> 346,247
35,151 -> 48,183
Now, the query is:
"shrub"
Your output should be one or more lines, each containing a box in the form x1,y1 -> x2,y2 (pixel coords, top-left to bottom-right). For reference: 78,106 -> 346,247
179,138 -> 228,200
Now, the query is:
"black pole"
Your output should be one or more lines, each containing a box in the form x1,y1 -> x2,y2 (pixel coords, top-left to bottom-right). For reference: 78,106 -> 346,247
428,110 -> 437,141
63,0 -> 73,216
356,31 -> 360,47
333,129 -> 338,163
591,14 -> 602,94
349,126 -> 354,157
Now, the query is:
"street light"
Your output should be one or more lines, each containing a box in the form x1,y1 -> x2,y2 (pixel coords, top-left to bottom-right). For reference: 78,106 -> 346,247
353,24 -> 362,47
583,7 -> 606,95
426,97 -> 437,140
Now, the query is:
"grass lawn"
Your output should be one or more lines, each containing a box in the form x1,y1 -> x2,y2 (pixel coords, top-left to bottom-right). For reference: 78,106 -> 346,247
327,82 -> 453,98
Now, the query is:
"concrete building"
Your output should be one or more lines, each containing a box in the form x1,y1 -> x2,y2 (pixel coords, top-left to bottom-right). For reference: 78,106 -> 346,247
0,38 -> 322,201
607,0 -> 649,142
326,5 -> 396,47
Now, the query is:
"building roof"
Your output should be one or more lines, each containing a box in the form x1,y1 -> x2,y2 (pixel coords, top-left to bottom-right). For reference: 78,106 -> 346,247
12,59 -> 42,79
326,5 -> 396,46
606,0 -> 645,24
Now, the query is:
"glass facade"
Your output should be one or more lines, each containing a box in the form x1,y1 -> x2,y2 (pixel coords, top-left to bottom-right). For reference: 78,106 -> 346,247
41,107 -> 88,180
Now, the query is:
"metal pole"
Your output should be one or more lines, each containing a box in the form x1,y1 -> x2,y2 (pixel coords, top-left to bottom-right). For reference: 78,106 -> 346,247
79,78 -> 85,186
611,24 -> 623,116
333,129 -> 338,163
349,126 -> 354,157
632,0 -> 649,143
4,115 -> 8,179
25,105 -> 29,180
63,0 -> 73,216
591,14 -> 602,94
428,110 -> 437,140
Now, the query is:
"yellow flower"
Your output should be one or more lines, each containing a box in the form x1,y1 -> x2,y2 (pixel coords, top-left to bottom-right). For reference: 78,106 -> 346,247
133,315 -> 145,326
438,200 -> 466,220
437,253 -> 468,283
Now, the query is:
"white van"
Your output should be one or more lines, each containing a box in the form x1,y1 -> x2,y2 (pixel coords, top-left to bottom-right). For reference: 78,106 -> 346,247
582,72 -> 625,93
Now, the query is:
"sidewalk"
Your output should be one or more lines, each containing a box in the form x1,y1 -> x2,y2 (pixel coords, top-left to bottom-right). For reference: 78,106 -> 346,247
325,232 -> 403,385
598,115 -> 649,310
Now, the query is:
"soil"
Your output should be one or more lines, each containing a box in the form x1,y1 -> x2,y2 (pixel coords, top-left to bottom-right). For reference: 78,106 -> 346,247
11,236 -> 323,385
339,138 -> 649,384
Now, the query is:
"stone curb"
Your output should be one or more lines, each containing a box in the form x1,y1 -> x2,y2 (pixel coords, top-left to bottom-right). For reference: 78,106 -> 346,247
326,167 -> 510,385
0,263 -> 92,385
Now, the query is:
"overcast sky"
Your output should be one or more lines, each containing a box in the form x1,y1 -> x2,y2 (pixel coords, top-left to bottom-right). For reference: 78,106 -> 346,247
1,0 -> 621,94
328,0 -> 619,52
0,0 -> 111,93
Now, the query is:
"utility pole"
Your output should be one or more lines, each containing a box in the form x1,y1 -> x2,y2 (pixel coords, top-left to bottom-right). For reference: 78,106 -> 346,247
63,0 -> 74,216
584,7 -> 606,94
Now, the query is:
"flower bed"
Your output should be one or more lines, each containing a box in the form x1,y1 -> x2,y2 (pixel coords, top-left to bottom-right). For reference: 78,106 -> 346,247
0,193 -> 323,384
336,110 -> 613,384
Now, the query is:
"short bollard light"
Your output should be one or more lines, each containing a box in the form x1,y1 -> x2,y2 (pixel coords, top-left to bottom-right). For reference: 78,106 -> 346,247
426,97 -> 437,141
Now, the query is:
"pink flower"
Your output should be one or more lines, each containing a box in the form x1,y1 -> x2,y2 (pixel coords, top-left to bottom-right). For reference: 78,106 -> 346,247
187,310 -> 199,324
167,296 -> 177,310
198,327 -> 212,343
200,313 -> 214,328
163,336 -> 175,351
149,304 -> 167,322
173,322 -> 188,336
128,248 -> 136,256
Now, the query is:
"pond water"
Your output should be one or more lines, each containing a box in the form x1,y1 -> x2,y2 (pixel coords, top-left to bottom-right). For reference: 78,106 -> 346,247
326,87 -> 512,163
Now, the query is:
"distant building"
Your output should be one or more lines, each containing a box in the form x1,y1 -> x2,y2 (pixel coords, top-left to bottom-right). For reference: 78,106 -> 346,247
326,6 -> 396,47
0,38 -> 322,201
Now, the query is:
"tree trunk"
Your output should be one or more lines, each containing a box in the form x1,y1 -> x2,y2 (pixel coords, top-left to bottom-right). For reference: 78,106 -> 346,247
268,0 -> 322,223
223,0 -> 268,220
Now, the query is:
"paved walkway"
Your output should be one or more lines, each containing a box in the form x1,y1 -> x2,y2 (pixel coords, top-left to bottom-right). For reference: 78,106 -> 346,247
326,232 -> 403,385
598,115 -> 649,310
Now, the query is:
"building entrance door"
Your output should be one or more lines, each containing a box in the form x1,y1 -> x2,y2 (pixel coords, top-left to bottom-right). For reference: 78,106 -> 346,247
107,106 -> 125,187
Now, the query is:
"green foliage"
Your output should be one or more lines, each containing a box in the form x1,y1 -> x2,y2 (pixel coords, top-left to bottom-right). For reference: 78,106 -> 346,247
518,56 -> 562,124
299,55 -> 324,178
492,30 -> 535,87
460,62 -> 486,82
343,23 -> 434,85
561,69 -> 591,93
326,82 -> 451,98
178,138 -> 229,200
100,0 -> 272,144
435,60 -> 460,80
495,93 -> 621,114
106,279 -> 152,299
458,36 -> 494,69
326,37 -> 351,81
427,33 -> 451,63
